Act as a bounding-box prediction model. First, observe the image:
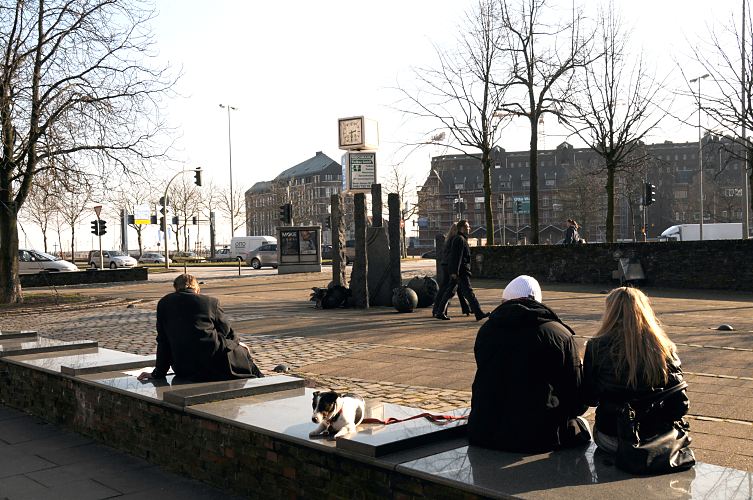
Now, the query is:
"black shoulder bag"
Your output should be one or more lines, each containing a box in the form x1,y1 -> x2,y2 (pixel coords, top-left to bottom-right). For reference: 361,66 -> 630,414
615,381 -> 695,475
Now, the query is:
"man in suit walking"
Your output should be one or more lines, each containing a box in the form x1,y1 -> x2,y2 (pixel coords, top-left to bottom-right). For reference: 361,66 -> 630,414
138,274 -> 263,382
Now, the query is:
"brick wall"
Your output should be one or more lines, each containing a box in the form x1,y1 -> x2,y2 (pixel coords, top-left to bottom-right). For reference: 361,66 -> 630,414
0,362 -> 480,499
472,240 -> 753,290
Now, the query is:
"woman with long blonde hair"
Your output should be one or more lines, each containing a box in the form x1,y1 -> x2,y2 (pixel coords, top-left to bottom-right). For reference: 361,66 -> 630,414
583,287 -> 689,453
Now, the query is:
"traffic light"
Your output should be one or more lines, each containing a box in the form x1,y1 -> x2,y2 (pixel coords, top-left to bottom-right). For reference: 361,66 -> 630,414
127,214 -> 135,225
515,200 -> 523,213
171,216 -> 179,225
325,215 -> 331,229
454,201 -> 465,214
91,220 -> 99,236
192,216 -> 198,225
644,182 -> 657,206
159,217 -> 164,228
279,203 -> 292,224
194,168 -> 202,187
150,215 -> 157,225
98,220 -> 107,236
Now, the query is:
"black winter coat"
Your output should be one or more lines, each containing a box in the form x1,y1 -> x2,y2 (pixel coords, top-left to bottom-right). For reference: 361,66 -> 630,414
447,233 -> 472,276
467,298 -> 587,452
582,335 -> 687,437
152,290 -> 261,381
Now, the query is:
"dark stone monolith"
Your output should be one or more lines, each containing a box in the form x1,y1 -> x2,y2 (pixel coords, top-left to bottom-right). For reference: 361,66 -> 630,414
388,193 -> 402,291
350,193 -> 368,308
330,193 -> 346,287
371,184 -> 383,227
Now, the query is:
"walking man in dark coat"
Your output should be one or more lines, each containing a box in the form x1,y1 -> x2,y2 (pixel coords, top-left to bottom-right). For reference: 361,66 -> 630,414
138,274 -> 263,382
434,220 -> 487,321
467,275 -> 590,452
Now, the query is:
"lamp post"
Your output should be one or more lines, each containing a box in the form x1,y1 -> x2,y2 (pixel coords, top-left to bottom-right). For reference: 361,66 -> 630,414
690,74 -> 709,240
743,0 -> 750,238
219,104 -> 238,244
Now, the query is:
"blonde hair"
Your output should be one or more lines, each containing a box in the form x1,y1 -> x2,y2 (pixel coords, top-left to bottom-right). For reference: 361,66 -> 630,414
595,287 -> 676,389
173,274 -> 200,292
445,223 -> 459,240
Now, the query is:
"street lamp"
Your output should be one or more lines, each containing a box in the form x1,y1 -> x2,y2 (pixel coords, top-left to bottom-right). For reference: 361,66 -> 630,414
690,74 -> 709,240
219,104 -> 238,244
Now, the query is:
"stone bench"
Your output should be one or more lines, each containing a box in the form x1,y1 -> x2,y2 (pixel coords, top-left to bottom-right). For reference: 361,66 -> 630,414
0,336 -> 750,499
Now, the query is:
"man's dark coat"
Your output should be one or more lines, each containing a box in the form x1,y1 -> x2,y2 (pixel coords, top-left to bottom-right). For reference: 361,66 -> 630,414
152,290 -> 261,381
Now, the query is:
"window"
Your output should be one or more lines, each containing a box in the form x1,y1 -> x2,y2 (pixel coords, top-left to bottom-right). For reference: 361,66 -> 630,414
545,179 -> 555,186
454,183 -> 464,190
522,181 -> 530,188
674,191 -> 687,199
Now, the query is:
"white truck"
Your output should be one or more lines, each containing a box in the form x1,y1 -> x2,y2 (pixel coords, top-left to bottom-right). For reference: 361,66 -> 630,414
230,236 -> 277,261
659,223 -> 743,241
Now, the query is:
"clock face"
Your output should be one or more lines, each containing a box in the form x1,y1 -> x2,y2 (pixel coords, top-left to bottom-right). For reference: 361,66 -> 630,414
339,117 -> 363,148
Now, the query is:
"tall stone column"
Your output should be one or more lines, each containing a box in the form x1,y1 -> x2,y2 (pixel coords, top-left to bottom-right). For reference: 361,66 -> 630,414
351,193 -> 369,308
371,184 -> 382,227
330,193 -> 346,287
388,193 -> 402,291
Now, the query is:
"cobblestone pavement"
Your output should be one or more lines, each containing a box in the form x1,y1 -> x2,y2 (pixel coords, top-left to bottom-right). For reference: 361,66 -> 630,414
3,262 -> 753,471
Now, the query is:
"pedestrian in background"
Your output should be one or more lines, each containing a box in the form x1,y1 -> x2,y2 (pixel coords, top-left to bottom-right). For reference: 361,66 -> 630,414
432,223 -> 470,320
434,220 -> 487,321
563,218 -> 580,244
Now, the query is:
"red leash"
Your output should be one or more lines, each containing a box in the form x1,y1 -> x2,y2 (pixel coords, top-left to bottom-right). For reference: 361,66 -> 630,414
361,412 -> 468,425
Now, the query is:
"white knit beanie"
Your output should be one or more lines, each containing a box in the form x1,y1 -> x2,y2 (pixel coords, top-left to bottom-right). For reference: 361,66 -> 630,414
502,275 -> 542,303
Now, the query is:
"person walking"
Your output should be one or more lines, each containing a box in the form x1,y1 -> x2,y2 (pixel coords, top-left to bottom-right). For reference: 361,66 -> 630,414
563,219 -> 580,244
433,220 -> 487,321
582,287 -> 690,454
432,223 -> 470,320
467,275 -> 590,452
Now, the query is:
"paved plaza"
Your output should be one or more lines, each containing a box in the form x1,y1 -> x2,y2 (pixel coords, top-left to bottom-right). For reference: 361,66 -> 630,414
2,260 -> 752,473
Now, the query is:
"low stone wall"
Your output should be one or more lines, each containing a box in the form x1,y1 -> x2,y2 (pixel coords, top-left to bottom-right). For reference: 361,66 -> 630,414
21,267 -> 148,288
0,361 -> 478,499
472,239 -> 753,290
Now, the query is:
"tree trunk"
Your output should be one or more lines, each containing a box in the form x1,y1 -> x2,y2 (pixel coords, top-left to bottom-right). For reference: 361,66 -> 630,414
605,161 -> 616,242
482,149 -> 495,245
529,119 -> 540,244
137,228 -> 143,256
42,229 -> 48,253
0,207 -> 23,303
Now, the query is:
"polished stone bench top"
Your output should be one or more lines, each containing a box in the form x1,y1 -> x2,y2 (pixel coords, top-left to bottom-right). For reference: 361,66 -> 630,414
190,388 -> 468,458
5,347 -> 154,375
0,330 -> 38,340
162,375 -> 305,407
0,337 -> 97,358
396,442 -> 753,499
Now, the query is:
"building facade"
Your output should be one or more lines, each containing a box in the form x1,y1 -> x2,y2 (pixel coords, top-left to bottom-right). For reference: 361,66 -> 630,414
245,151 -> 353,244
417,135 -> 749,245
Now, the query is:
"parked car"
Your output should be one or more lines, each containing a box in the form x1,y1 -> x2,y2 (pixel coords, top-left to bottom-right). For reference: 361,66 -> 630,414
171,251 -> 207,263
245,243 -> 278,269
88,250 -> 138,269
209,248 -> 233,262
18,249 -> 79,274
138,252 -> 171,264
421,249 -> 437,259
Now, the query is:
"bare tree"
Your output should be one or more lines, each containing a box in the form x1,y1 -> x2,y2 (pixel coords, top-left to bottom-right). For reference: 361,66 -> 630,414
395,0 -> 508,245
168,175 -> 201,253
217,183 -> 247,238
691,2 -> 753,221
57,182 -> 94,264
108,179 -> 155,257
20,174 -> 58,253
561,160 -> 605,241
0,0 -> 175,303
495,0 -> 594,243
560,4 -> 666,242
383,163 -> 419,257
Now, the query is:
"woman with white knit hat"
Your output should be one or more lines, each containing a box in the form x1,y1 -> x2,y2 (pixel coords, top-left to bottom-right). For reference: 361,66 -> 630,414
467,275 -> 590,452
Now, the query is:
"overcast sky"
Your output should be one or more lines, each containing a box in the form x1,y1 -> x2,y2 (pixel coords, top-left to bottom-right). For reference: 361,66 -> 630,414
19,0 -> 746,251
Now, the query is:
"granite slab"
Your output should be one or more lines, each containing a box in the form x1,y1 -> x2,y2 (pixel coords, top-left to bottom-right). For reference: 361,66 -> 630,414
190,389 -> 468,460
396,442 -> 753,499
89,370 -> 213,406
4,348 -> 153,375
0,330 -> 38,340
162,375 -> 305,407
0,338 -> 98,358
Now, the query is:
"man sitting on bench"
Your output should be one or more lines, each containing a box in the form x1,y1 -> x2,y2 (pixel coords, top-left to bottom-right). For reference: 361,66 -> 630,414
138,274 -> 263,382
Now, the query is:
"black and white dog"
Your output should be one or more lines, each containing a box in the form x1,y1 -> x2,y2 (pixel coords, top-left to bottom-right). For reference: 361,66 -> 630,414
309,391 -> 365,438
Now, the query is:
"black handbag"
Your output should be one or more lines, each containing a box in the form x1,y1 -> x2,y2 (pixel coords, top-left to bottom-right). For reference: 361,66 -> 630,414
615,381 -> 696,475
